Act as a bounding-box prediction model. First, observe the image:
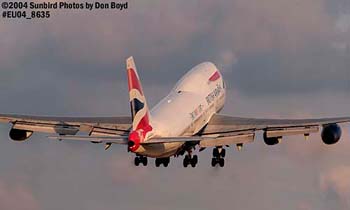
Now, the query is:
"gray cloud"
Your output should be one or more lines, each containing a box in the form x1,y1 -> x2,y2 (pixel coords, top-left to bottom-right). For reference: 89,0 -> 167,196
2,0 -> 349,95
0,180 -> 40,210
320,165 -> 350,209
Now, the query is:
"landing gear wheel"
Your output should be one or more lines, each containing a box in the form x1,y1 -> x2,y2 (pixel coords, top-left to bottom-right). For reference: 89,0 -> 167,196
141,157 -> 148,166
155,158 -> 170,167
193,155 -> 198,164
155,158 -> 161,167
183,155 -> 189,168
211,147 -> 226,167
134,157 -> 140,166
211,158 -> 217,167
163,158 -> 170,167
190,155 -> 198,167
219,158 -> 225,167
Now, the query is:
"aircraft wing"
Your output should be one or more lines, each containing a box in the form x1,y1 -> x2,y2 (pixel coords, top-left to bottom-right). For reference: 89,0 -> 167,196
0,114 -> 131,137
202,114 -> 350,134
194,114 -> 350,147
1,113 -> 349,149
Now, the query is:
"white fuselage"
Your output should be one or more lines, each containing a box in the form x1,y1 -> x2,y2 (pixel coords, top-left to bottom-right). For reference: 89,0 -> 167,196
135,62 -> 226,158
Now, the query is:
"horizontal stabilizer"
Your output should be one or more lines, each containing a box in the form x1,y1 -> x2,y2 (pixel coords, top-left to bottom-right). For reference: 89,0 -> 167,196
141,136 -> 205,144
48,135 -> 128,144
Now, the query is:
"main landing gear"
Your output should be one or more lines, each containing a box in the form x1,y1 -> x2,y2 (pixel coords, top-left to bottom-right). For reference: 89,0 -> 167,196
155,157 -> 170,167
134,156 -> 148,166
134,156 -> 170,167
211,147 -> 225,167
183,154 -> 198,168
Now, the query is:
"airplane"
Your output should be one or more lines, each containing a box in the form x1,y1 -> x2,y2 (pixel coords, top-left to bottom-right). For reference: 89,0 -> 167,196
0,57 -> 349,168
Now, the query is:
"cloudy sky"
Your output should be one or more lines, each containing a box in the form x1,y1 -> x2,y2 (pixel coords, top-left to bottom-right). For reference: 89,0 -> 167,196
1,0 -> 350,209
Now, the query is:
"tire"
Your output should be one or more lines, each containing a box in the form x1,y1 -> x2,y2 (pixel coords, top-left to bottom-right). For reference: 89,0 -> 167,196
211,158 -> 217,167
164,158 -> 170,167
134,157 -> 140,166
219,158 -> 225,167
155,159 -> 160,167
183,156 -> 189,168
193,155 -> 198,165
142,157 -> 148,166
221,149 -> 226,158
190,157 -> 196,168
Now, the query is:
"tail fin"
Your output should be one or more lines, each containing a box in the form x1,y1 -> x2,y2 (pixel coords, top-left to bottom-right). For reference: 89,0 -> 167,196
126,57 -> 152,132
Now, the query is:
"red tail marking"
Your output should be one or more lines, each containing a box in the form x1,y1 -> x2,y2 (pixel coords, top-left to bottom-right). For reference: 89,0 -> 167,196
128,114 -> 153,152
128,130 -> 141,152
127,68 -> 143,95
136,114 -> 152,134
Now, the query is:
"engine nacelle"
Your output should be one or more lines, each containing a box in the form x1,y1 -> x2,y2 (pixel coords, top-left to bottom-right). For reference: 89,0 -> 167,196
263,132 -> 280,146
9,129 -> 33,141
321,124 -> 342,145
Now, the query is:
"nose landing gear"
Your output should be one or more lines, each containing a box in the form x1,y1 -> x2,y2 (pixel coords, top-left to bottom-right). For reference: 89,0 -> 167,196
211,147 -> 225,167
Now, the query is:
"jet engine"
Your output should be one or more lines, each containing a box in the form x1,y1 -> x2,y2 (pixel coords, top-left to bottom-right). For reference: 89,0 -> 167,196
321,124 -> 342,145
263,132 -> 280,146
9,129 -> 33,141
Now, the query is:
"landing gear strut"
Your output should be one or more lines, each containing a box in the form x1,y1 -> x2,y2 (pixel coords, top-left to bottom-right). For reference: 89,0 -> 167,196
155,157 -> 170,167
211,147 -> 225,167
134,156 -> 148,166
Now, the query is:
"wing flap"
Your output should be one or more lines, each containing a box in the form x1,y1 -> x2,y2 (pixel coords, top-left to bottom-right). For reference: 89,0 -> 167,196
265,126 -> 319,138
90,127 -> 129,136
199,133 -> 255,147
13,122 -> 80,135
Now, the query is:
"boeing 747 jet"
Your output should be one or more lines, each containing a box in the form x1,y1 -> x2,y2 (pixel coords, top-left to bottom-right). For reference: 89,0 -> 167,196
1,57 -> 349,167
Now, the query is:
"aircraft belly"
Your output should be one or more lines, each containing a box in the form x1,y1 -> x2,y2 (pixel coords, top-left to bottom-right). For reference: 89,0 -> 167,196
136,142 -> 184,158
